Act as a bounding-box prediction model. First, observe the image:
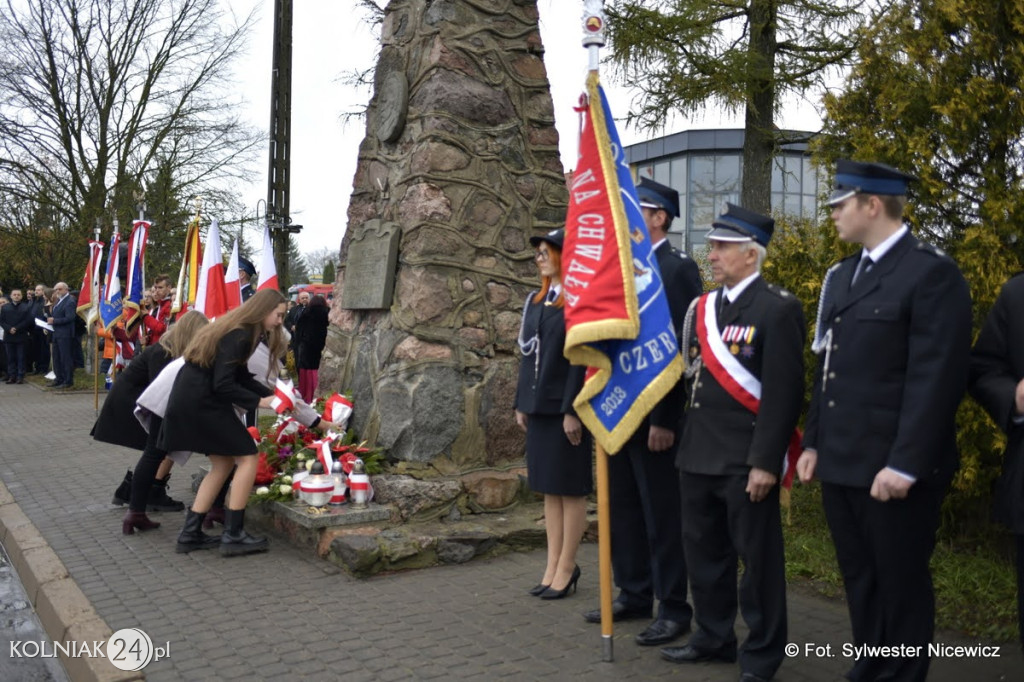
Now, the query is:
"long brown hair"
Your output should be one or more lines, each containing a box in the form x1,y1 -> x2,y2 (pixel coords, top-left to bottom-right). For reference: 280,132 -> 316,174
531,244 -> 564,308
184,289 -> 288,368
159,310 -> 208,359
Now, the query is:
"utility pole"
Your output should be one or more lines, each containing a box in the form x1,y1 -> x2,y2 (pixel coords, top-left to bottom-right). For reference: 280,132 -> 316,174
266,0 -> 300,290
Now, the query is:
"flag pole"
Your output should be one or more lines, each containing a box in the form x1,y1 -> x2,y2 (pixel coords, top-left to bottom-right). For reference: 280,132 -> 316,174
595,443 -> 614,661
93,219 -> 102,412
581,0 -> 614,663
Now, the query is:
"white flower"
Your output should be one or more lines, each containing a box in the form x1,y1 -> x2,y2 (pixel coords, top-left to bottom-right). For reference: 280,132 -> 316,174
279,484 -> 293,496
255,486 -> 270,496
281,475 -> 293,485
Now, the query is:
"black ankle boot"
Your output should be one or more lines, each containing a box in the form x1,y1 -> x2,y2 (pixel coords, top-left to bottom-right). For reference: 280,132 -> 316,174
220,508 -> 269,557
176,509 -> 221,553
111,469 -> 133,506
148,474 -> 185,512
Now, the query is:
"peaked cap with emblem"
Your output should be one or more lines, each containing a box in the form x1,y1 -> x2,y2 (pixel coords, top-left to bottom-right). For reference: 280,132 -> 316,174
529,228 -> 564,250
828,159 -> 918,206
238,256 -> 257,277
637,177 -> 680,218
707,203 -> 775,248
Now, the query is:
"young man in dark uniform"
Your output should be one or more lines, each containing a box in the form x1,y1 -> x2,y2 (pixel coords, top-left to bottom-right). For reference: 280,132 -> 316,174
797,160 -> 972,681
582,177 -> 702,648
661,205 -> 804,682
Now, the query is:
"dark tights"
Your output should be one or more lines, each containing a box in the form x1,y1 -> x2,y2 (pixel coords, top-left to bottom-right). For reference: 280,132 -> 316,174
129,416 -> 168,513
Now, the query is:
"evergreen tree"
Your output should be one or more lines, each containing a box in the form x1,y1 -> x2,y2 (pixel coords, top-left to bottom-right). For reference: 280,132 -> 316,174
815,0 -> 1024,522
604,0 -> 863,213
287,236 -> 310,287
323,260 -> 336,285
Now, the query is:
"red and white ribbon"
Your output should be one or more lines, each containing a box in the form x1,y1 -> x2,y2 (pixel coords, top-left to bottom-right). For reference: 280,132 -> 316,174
270,378 -> 297,414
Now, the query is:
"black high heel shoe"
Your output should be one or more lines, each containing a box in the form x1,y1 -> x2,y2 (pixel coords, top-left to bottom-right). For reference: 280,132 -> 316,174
540,565 -> 581,600
529,583 -> 551,597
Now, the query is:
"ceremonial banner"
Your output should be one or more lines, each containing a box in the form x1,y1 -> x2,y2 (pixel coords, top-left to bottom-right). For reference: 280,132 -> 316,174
123,219 -> 150,326
257,226 -> 279,291
562,71 -> 683,454
77,239 -> 104,324
225,238 -> 242,310
195,220 -> 228,319
98,231 -> 123,332
172,213 -> 203,317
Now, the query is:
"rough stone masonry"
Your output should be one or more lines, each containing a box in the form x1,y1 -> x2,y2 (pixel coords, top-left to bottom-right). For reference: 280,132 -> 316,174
322,0 -> 568,469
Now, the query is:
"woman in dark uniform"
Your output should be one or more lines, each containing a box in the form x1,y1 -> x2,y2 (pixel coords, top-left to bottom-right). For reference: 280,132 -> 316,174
161,289 -> 289,556
93,310 -> 209,534
515,229 -> 592,599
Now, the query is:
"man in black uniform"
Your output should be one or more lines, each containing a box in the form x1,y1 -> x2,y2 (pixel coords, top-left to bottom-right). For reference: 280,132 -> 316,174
239,257 -> 256,302
582,177 -> 702,647
661,205 -> 804,682
969,274 -> 1024,656
797,160 -> 972,682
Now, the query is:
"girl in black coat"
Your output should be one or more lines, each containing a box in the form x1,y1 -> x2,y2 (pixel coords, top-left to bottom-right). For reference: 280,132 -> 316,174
161,289 -> 289,556
294,294 -> 329,402
514,229 -> 592,599
93,311 -> 209,534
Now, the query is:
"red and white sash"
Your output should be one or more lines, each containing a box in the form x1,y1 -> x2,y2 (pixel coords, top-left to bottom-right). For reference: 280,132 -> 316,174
695,291 -> 800,488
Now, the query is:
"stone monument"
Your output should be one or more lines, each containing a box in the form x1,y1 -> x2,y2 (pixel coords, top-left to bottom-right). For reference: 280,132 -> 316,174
320,0 -> 568,470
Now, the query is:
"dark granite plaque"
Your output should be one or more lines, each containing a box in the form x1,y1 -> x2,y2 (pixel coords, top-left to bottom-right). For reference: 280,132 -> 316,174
341,219 -> 401,310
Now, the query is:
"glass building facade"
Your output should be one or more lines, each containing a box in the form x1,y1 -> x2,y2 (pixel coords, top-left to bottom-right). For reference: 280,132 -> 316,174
624,129 -> 819,252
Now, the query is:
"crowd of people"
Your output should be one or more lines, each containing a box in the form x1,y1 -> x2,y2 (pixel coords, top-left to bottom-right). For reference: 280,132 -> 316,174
514,159 -> 1022,682
2,265 -> 334,555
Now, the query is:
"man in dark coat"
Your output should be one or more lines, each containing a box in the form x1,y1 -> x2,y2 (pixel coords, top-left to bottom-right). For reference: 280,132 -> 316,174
47,282 -> 78,388
30,283 -> 51,374
797,160 -> 973,682
582,177 -> 702,647
1,288 -> 35,383
969,273 -> 1024,655
661,205 -> 803,682
239,257 -> 256,302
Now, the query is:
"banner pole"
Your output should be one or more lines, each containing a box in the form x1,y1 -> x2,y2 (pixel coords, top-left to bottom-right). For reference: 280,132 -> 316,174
595,443 -> 614,661
93,329 -> 100,412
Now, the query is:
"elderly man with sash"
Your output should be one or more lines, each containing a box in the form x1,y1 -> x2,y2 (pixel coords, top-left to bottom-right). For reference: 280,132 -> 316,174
662,204 -> 804,682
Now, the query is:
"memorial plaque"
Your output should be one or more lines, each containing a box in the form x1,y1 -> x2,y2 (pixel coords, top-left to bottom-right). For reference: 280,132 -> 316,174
341,219 -> 401,310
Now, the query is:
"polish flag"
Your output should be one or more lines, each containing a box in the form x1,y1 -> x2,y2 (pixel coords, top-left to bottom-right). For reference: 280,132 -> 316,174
195,220 -> 228,319
257,226 -> 279,291
225,238 -> 242,311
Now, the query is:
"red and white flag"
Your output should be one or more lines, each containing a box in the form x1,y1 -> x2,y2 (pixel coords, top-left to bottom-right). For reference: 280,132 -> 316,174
77,239 -> 104,324
195,220 -> 228,319
257,226 -> 279,291
270,377 -> 296,414
225,238 -> 242,311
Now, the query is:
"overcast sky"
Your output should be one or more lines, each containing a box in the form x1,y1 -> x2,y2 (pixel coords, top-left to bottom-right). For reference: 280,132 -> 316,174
228,1 -> 823,256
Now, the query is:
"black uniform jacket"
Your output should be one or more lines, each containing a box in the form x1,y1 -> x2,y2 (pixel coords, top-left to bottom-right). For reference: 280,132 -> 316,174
159,327 -> 273,456
647,241 -> 703,434
91,344 -> 174,450
677,277 -> 805,476
969,273 -> 1024,533
804,231 -> 972,487
514,294 -> 584,416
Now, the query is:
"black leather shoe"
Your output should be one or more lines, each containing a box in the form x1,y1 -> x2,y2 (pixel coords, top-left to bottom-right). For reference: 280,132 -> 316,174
739,673 -> 769,682
528,583 -> 550,597
583,601 -> 651,624
660,643 -> 737,664
635,618 -> 689,646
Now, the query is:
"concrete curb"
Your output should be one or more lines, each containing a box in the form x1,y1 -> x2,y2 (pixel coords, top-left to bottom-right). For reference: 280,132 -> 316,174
0,479 -> 143,682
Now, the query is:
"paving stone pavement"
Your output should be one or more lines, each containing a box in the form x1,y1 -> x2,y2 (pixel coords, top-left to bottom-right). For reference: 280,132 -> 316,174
0,381 -> 1022,681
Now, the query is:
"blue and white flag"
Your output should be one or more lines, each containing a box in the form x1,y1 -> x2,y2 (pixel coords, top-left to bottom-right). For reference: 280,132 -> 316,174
99,231 -> 122,332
